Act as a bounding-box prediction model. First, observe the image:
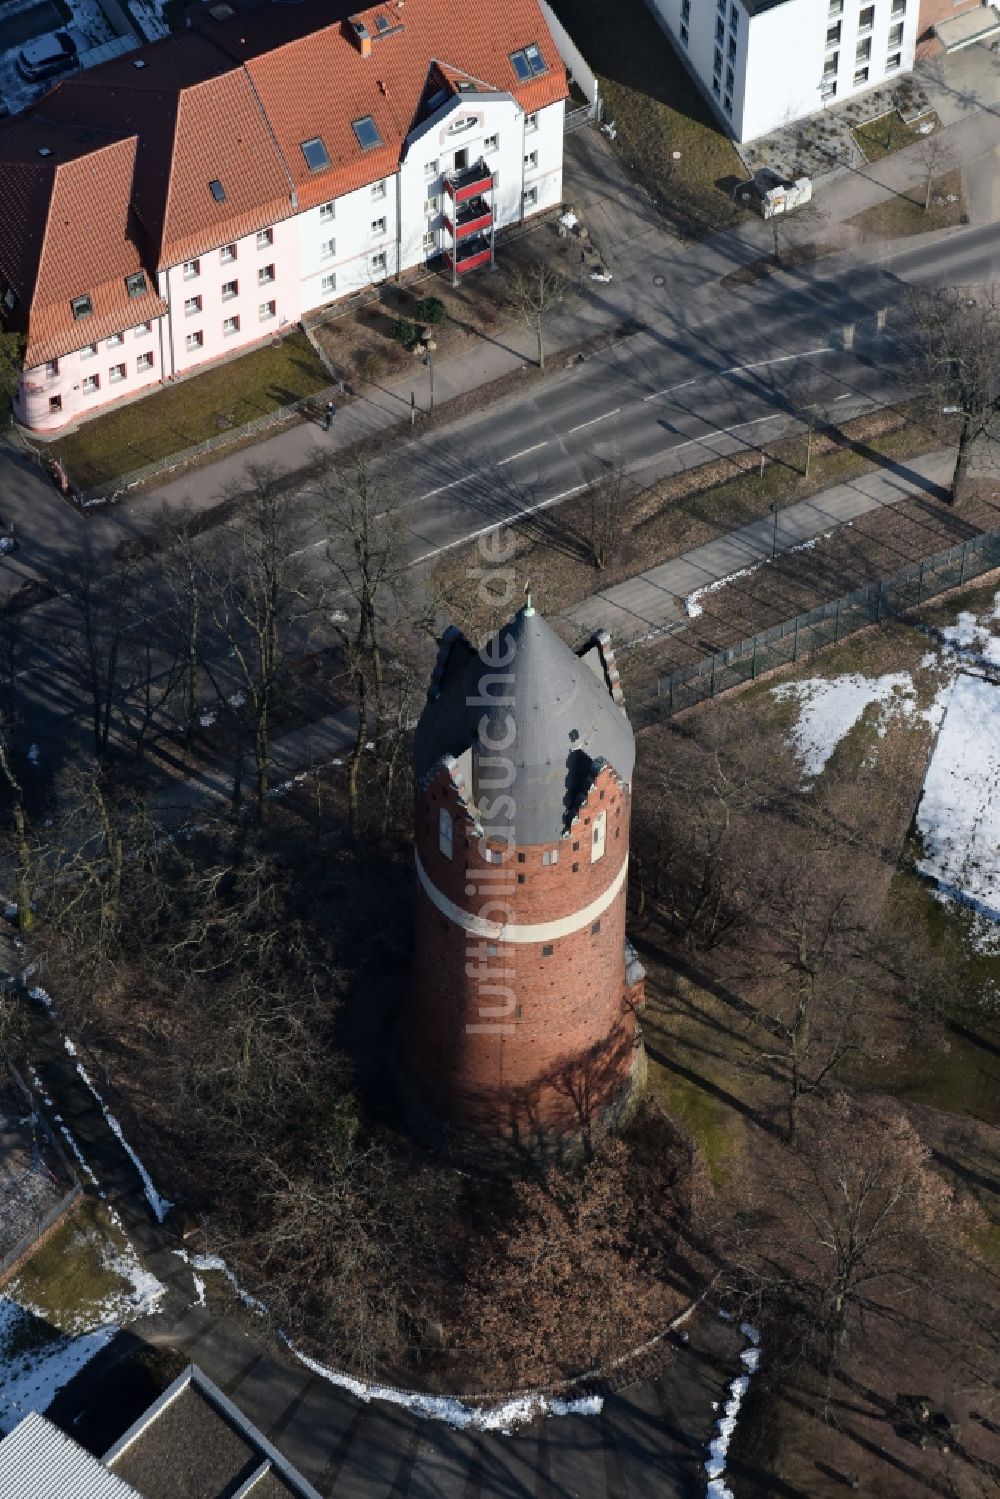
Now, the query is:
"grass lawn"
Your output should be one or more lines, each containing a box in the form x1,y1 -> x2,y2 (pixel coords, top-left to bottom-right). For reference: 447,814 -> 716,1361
50,330 -> 330,491
853,109 -> 936,162
546,0 -> 746,237
848,167 -> 965,239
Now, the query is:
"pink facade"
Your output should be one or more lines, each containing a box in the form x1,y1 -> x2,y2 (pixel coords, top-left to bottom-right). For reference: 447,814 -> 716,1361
16,318 -> 165,432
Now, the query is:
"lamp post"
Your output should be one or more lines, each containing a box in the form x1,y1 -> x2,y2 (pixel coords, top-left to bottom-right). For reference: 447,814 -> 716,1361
422,337 -> 436,415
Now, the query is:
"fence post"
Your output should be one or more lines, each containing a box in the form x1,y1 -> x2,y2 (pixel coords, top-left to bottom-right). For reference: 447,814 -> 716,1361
710,656 -> 716,698
793,616 -> 800,661
751,636 -> 758,679
917,559 -> 924,603
959,541 -> 967,587
668,677 -> 673,717
876,580 -> 883,623
834,598 -> 841,641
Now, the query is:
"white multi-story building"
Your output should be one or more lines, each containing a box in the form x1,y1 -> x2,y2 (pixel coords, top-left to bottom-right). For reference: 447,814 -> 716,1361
0,0 -> 567,433
647,0 -> 919,141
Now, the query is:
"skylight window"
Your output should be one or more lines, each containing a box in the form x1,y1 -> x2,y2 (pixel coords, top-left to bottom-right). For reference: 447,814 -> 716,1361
70,293 -> 93,320
301,137 -> 331,172
125,272 -> 147,298
375,13 -> 389,31
209,179 -> 226,202
510,42 -> 546,80
352,116 -> 382,151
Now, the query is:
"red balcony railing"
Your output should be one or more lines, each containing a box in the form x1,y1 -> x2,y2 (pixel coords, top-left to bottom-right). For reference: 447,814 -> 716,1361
444,234 -> 493,275
444,195 -> 493,240
444,159 -> 493,204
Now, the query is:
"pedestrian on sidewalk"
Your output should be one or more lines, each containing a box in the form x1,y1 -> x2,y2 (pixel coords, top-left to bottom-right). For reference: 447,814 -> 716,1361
324,401 -> 336,432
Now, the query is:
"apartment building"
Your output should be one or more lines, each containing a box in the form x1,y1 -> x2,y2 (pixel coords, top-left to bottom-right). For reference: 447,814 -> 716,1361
0,0 -> 567,432
647,0 -> 919,141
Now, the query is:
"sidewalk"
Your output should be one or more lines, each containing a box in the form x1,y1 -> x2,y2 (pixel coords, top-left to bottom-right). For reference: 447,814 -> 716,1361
563,448 -> 956,643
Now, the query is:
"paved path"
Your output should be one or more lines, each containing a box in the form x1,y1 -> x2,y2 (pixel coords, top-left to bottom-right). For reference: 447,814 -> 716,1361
564,448 -> 957,644
20,1001 -> 738,1499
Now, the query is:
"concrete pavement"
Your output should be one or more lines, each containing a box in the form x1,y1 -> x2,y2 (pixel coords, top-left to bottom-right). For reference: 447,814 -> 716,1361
564,447 -> 957,643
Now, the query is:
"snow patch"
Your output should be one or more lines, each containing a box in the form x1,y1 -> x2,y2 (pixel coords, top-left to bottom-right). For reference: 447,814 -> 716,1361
705,1322 -> 761,1499
684,529 -> 840,618
172,1250 -> 267,1317
773,672 -> 919,778
916,673 -> 1000,929
64,1040 -> 172,1222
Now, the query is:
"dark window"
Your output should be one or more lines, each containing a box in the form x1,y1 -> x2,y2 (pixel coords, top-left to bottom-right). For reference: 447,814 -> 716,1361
517,852 -> 525,862
125,271 -> 147,298
542,944 -> 554,957
517,874 -> 525,884
301,136 -> 332,171
70,293 -> 93,320
510,49 -> 532,80
524,42 -> 545,74
352,117 -> 382,151
591,919 -> 601,935
573,841 -> 579,851
209,179 -> 226,202
572,862 -> 579,872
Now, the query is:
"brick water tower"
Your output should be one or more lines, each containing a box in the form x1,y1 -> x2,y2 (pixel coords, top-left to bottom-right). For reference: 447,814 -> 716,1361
400,596 -> 645,1157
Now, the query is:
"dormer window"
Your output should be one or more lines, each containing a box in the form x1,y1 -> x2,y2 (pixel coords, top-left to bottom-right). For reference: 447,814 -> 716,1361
352,116 -> 382,151
125,271 -> 147,298
209,179 -> 226,203
510,42 -> 546,81
301,136 -> 331,172
70,293 -> 93,320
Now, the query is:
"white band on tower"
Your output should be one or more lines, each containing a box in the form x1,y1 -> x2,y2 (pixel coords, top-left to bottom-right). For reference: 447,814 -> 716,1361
414,850 -> 628,942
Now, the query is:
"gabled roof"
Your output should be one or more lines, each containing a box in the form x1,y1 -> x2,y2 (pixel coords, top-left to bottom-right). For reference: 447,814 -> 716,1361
0,117 -> 166,366
0,0 -> 567,368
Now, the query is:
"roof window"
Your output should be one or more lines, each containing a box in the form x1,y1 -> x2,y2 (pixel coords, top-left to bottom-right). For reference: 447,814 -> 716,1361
209,179 -> 226,202
70,294 -> 93,320
375,13 -> 389,31
38,147 -> 53,158
510,42 -> 546,80
352,116 -> 382,150
301,136 -> 331,172
125,272 -> 147,298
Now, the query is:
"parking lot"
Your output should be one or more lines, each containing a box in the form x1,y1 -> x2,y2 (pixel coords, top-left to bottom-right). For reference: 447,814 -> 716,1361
0,0 -> 118,117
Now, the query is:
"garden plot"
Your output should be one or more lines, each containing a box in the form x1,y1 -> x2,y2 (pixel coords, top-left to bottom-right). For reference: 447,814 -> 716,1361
0,1201 -> 163,1433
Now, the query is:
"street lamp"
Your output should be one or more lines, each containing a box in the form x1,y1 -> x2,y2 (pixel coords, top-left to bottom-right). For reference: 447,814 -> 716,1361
422,337 -> 436,415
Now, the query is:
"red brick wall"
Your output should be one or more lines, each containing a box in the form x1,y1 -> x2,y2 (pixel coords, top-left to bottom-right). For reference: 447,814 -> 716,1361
402,765 -> 639,1142
916,0 -> 982,58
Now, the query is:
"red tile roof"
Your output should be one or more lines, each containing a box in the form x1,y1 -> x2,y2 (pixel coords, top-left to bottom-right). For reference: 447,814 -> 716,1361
0,0 -> 567,369
0,118 -> 167,367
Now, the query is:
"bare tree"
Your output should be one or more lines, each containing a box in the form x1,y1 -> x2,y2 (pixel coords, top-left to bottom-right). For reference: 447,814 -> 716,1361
200,464 -> 321,817
589,462 -> 629,570
907,285 -> 1000,501
915,131 -> 954,213
505,261 -> 569,369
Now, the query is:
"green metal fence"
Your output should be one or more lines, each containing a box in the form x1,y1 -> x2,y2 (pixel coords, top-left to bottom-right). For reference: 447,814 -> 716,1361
641,529 -> 1000,723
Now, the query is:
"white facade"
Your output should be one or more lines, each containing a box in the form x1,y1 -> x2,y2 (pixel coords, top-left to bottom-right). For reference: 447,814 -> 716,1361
647,0 -> 918,142
15,90 -> 565,432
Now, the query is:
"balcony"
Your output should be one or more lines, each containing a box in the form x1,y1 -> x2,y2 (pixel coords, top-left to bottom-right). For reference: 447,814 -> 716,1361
444,159 -> 493,204
444,233 -> 493,275
443,195 -> 493,240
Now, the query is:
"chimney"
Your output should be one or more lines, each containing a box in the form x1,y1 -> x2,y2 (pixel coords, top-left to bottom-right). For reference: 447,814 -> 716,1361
349,14 -> 372,55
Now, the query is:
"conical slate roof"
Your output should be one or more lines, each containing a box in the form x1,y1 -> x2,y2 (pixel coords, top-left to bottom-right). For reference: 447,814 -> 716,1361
414,605 -> 634,844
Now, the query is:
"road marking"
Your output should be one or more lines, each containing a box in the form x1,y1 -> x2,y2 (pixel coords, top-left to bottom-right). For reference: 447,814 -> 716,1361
408,482 -> 588,567
497,442 -> 548,465
567,408 -> 621,434
667,412 -> 787,455
418,475 -> 468,500
643,346 -> 831,403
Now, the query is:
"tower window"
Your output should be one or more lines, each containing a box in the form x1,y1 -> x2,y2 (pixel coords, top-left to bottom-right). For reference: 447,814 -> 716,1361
438,808 -> 453,858
542,849 -> 559,866
517,851 -> 525,862
542,944 -> 554,957
592,810 -> 607,863
591,919 -> 601,935
517,874 -> 525,884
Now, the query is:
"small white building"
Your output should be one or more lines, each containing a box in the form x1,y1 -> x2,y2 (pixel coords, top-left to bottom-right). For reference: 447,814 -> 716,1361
647,0 -> 919,141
